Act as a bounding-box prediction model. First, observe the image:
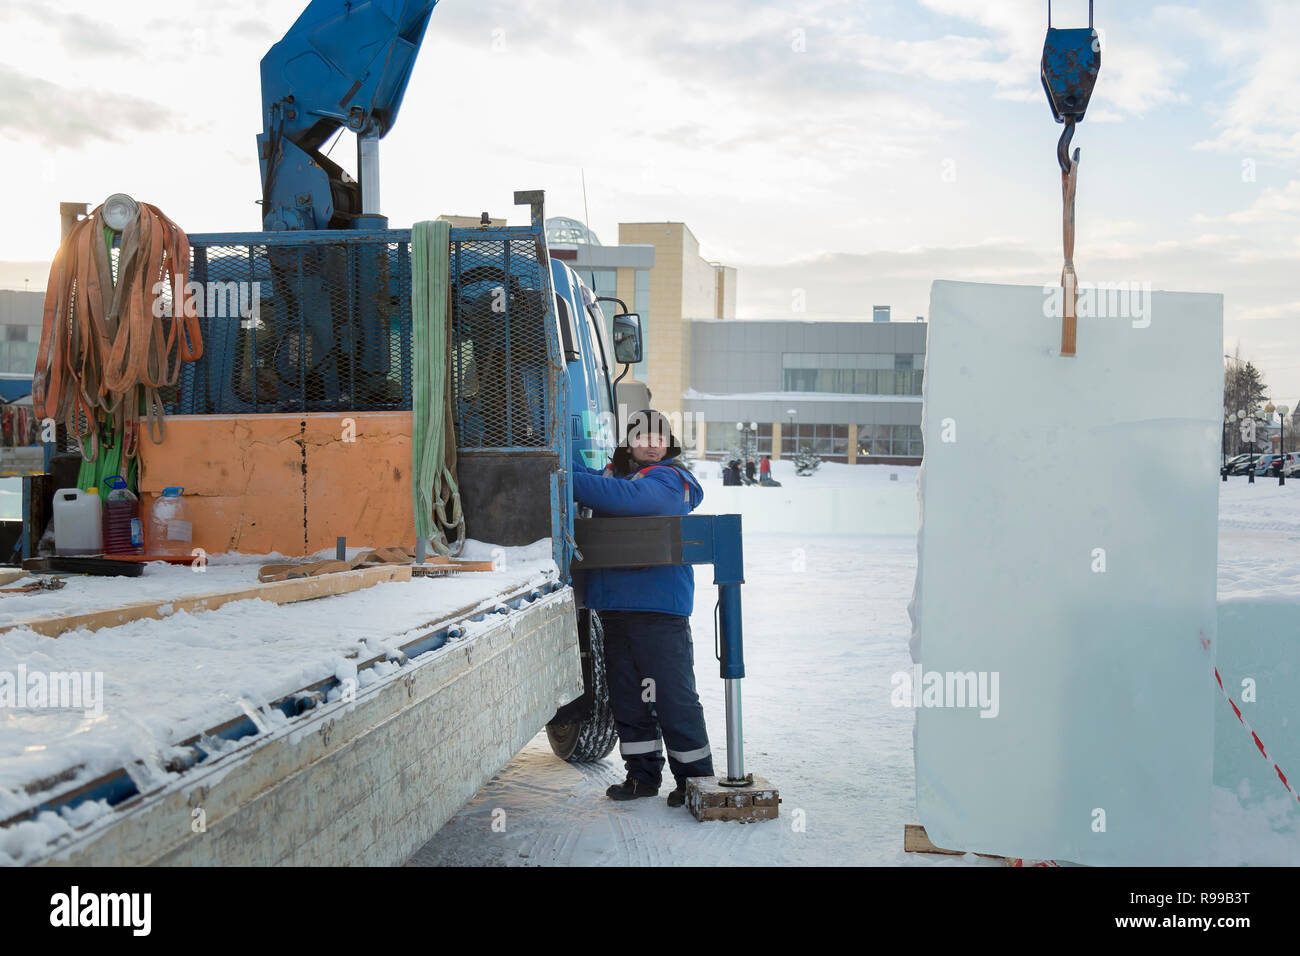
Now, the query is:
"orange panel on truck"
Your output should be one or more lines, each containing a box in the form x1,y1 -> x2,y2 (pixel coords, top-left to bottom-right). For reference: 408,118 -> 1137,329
138,413 -> 415,555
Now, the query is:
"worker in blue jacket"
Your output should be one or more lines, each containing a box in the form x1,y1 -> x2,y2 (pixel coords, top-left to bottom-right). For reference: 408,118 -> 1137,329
572,408 -> 713,807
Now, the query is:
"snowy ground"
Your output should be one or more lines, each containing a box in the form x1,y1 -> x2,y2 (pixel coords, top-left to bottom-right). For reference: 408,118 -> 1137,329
408,464 -> 1300,867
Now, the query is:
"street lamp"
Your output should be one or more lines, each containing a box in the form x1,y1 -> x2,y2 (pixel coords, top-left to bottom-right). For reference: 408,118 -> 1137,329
1236,408 -> 1247,479
1279,405 -> 1290,486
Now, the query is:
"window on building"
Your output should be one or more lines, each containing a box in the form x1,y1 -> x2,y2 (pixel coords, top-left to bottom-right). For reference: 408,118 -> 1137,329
781,353 -> 923,395
0,340 -> 38,376
856,423 -> 923,457
706,421 -> 738,455
780,423 -> 846,456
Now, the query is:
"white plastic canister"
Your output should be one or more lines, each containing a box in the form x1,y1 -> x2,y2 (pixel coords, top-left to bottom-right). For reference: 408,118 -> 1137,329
53,488 -> 103,556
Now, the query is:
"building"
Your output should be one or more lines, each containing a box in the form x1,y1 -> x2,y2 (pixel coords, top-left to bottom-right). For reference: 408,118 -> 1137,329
684,318 -> 925,465
0,290 -> 42,399
543,216 -> 922,465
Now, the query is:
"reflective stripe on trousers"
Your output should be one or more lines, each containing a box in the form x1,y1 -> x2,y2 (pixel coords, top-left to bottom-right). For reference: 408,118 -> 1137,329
666,744 -> 711,763
620,738 -> 663,756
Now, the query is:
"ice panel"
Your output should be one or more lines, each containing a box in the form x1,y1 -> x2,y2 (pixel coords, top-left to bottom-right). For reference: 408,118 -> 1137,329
1214,600 -> 1300,829
910,281 -> 1222,865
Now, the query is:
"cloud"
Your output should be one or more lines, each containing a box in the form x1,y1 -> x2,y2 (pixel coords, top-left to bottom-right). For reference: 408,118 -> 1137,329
56,12 -> 134,57
910,0 -> 1188,118
0,65 -> 166,149
735,230 -> 1299,322
1194,180 -> 1300,225
1169,3 -> 1300,158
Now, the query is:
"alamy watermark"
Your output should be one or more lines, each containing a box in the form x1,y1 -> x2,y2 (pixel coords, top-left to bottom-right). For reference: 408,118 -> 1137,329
891,665 -> 1000,718
1042,280 -> 1151,328
0,666 -> 104,718
150,279 -> 262,321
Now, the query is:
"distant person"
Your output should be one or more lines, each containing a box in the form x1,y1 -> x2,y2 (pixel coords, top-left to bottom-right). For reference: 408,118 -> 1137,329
744,459 -> 757,485
759,455 -> 771,479
723,460 -> 741,486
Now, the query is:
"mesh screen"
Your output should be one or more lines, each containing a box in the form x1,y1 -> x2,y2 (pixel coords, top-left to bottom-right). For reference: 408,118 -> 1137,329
166,231 -> 554,454
448,238 -> 550,450
167,237 -> 412,414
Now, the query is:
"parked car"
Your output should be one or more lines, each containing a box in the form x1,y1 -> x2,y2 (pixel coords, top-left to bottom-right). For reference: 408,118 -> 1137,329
1253,452 -> 1300,476
1254,454 -> 1280,476
1222,453 -> 1260,476
1227,452 -> 1258,476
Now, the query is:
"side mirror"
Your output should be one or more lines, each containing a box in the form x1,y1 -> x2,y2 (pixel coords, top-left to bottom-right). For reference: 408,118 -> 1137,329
612,313 -> 642,364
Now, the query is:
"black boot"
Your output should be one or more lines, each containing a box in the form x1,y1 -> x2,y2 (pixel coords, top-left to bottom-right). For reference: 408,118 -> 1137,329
606,778 -> 659,801
666,780 -> 687,808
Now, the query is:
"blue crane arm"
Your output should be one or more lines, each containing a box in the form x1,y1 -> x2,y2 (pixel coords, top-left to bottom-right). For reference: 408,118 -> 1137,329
258,0 -> 439,230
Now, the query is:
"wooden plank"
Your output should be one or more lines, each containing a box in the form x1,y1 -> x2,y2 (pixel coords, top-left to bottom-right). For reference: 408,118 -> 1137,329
412,560 -> 496,576
904,824 -> 1013,862
0,564 -> 413,639
904,823 -> 964,855
0,569 -> 29,587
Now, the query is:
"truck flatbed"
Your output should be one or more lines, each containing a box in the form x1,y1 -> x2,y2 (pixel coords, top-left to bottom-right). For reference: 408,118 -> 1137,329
0,538 -> 584,864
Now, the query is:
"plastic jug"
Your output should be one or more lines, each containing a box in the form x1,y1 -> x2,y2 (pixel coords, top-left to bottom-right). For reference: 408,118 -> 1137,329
103,475 -> 144,555
148,486 -> 193,557
54,488 -> 103,556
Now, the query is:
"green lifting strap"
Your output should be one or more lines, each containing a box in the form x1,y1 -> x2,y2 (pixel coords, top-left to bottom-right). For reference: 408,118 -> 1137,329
411,220 -> 466,557
77,432 -> 137,501
76,226 -> 139,500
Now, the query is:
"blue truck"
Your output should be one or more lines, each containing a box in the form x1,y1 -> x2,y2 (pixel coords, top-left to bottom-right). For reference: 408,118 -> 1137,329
3,0 -> 759,863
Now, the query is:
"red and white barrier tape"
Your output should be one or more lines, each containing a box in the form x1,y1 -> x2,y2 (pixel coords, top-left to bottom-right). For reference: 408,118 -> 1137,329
1215,666 -> 1299,805
1010,669 -> 1296,867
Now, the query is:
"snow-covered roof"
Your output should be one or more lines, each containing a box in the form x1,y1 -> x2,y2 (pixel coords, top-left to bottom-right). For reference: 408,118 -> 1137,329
682,388 -> 922,404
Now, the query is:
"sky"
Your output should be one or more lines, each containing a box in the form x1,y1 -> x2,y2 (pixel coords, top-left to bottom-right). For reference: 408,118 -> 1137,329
1,0 -> 1298,398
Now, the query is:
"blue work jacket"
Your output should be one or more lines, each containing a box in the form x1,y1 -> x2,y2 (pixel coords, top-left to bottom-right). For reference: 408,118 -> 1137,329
572,456 -> 704,616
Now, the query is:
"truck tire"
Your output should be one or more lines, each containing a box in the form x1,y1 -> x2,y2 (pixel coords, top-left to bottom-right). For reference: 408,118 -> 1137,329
546,609 -> 618,762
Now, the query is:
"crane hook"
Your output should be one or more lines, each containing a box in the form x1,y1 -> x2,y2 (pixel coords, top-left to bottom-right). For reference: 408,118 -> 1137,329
1057,120 -> 1079,175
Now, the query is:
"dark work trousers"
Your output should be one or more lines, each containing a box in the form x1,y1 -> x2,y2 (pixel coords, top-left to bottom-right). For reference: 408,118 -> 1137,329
599,610 -> 714,788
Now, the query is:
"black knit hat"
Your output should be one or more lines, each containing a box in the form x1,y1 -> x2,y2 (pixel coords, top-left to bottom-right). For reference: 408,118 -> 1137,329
611,408 -> 681,473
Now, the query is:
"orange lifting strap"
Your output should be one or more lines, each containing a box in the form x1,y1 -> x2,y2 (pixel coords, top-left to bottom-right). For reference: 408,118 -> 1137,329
34,202 -> 202,463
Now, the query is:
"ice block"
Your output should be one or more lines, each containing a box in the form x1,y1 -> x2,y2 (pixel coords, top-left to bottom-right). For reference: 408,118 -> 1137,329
910,280 -> 1222,865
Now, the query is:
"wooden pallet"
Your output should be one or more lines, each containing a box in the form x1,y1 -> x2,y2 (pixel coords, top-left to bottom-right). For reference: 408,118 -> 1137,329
685,775 -> 780,822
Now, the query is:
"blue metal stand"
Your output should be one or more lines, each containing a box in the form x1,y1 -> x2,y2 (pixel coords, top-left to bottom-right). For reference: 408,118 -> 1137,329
574,512 -> 752,784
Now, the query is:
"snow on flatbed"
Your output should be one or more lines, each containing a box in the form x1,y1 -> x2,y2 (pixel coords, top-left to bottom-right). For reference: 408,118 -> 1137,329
0,539 -> 558,824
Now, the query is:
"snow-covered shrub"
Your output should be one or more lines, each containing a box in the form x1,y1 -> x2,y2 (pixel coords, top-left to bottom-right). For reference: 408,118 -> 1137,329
794,446 -> 822,475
